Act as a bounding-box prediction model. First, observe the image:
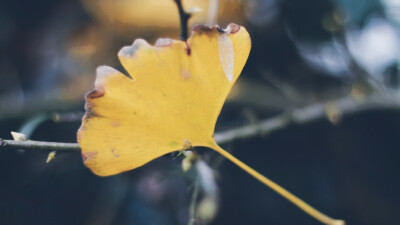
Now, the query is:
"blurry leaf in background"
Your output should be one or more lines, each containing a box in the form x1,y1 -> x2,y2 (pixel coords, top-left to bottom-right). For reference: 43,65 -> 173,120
66,26 -> 106,63
80,0 -> 244,37
346,18 -> 400,76
383,0 -> 400,25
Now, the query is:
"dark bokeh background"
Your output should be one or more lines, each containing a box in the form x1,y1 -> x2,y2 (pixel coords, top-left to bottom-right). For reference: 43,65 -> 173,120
1,0 -> 400,225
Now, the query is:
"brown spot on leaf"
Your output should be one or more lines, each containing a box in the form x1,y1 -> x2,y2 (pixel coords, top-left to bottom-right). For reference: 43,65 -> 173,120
86,86 -> 105,99
85,110 -> 101,120
192,25 -> 223,39
84,101 -> 102,120
185,42 -> 191,56
82,151 -> 98,163
180,68 -> 192,80
192,24 -> 214,34
193,24 -> 240,35
111,121 -> 121,127
111,149 -> 120,157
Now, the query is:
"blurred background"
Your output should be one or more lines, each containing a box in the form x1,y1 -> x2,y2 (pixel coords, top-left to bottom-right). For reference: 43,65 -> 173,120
1,0 -> 400,224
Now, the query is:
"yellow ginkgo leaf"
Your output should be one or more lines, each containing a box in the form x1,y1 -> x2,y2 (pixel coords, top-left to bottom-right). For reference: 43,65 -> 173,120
77,24 -> 343,225
77,23 -> 248,176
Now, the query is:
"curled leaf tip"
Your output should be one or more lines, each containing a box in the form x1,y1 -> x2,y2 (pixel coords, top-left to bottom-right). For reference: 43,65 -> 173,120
86,86 -> 105,99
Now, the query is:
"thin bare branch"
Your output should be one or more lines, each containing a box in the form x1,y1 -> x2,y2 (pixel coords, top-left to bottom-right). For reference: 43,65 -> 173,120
1,93 -> 399,153
174,0 -> 191,41
206,0 -> 219,26
0,139 -> 80,152
214,93 -> 400,143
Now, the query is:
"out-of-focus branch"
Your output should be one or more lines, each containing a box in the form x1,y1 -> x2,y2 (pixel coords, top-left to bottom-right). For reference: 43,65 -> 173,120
188,180 -> 199,225
214,93 -> 400,143
206,0 -> 219,26
0,96 -> 83,120
0,139 -> 80,152
1,93 -> 400,153
51,111 -> 85,122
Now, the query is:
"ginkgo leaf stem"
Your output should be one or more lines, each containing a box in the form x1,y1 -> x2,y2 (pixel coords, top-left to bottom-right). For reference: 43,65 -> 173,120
211,144 -> 345,225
